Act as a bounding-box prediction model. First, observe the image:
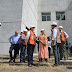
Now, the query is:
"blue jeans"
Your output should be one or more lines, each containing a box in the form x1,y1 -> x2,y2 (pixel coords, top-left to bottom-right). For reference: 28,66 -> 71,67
53,44 -> 60,65
20,45 -> 27,62
28,44 -> 34,65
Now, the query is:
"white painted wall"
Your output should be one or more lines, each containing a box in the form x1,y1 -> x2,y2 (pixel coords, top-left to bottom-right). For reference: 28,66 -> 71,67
21,0 -> 38,35
0,0 -> 23,55
0,0 -> 72,55
38,0 -> 72,44
0,0 -> 38,55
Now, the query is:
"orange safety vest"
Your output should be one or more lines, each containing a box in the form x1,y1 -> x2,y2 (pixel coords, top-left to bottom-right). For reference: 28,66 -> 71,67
61,31 -> 66,41
23,34 -> 26,45
40,34 -> 47,43
28,30 -> 35,45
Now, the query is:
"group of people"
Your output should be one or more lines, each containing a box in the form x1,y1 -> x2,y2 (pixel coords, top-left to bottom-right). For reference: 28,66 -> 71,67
9,25 -> 36,67
8,22 -> 69,67
51,22 -> 69,66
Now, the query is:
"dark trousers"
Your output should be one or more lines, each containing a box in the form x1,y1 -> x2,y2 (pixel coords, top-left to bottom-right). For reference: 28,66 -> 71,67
48,47 -> 51,59
33,45 -> 35,53
53,44 -> 60,65
20,45 -> 27,62
9,44 -> 19,61
59,42 -> 66,59
9,45 -> 14,60
27,44 -> 34,65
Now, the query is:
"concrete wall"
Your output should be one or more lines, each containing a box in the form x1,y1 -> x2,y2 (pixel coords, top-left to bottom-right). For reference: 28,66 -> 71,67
21,0 -> 38,35
0,0 -> 23,55
0,0 -> 38,55
64,0 -> 72,44
0,0 -> 72,55
38,0 -> 72,44
21,0 -> 38,52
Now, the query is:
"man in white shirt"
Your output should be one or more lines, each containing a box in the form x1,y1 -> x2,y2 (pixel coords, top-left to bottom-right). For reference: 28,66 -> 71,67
59,26 -> 69,60
51,22 -> 61,66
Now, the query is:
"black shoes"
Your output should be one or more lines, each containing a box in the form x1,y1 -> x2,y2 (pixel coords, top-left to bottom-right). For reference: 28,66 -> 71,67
13,59 -> 15,63
20,59 -> 25,63
9,60 -> 12,63
32,63 -> 36,66
20,61 -> 25,63
52,64 -> 59,67
28,63 -> 36,67
9,57 -> 13,63
9,59 -> 15,63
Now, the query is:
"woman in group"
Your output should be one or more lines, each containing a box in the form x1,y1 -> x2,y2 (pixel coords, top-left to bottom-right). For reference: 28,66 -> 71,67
38,29 -> 48,62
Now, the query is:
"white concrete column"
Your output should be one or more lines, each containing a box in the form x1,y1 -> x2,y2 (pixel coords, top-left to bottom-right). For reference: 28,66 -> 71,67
51,11 -> 56,21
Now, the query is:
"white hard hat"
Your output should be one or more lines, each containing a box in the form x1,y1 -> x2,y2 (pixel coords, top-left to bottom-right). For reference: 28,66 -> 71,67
51,22 -> 57,26
23,29 -> 28,32
0,23 -> 1,26
41,29 -> 45,31
30,25 -> 35,28
59,26 -> 63,29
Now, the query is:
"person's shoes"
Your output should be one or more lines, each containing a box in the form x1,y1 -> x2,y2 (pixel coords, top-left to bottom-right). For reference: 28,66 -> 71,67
23,60 -> 25,63
28,64 -> 32,67
9,57 -> 14,63
60,58 -> 62,60
32,63 -> 36,66
45,60 -> 48,62
38,60 -> 40,62
9,60 -> 12,63
38,59 -> 40,62
13,60 -> 15,63
45,59 -> 48,62
20,61 -> 23,63
52,64 -> 59,67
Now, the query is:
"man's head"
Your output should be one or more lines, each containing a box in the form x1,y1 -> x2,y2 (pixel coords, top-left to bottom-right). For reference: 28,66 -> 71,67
51,22 -> 57,29
30,25 -> 35,32
59,26 -> 63,31
15,31 -> 19,36
23,29 -> 28,35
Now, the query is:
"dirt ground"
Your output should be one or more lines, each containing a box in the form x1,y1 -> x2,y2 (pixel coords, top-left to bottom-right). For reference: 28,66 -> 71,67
0,56 -> 72,72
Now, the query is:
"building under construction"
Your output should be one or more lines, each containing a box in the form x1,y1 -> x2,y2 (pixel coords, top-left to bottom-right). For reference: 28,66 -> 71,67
0,0 -> 72,55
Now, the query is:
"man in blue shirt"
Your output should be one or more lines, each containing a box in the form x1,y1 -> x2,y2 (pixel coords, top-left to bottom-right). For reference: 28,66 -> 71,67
9,31 -> 20,63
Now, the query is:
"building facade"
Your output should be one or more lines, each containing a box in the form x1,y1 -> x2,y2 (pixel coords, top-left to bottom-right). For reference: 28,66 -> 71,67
0,0 -> 72,55
0,0 -> 38,55
38,0 -> 72,44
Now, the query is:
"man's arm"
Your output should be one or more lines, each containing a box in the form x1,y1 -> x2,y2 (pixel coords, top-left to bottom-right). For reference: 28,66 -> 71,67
52,29 -> 57,41
26,31 -> 31,40
51,29 -> 57,46
21,35 -> 27,40
9,35 -> 13,44
64,32 -> 69,39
